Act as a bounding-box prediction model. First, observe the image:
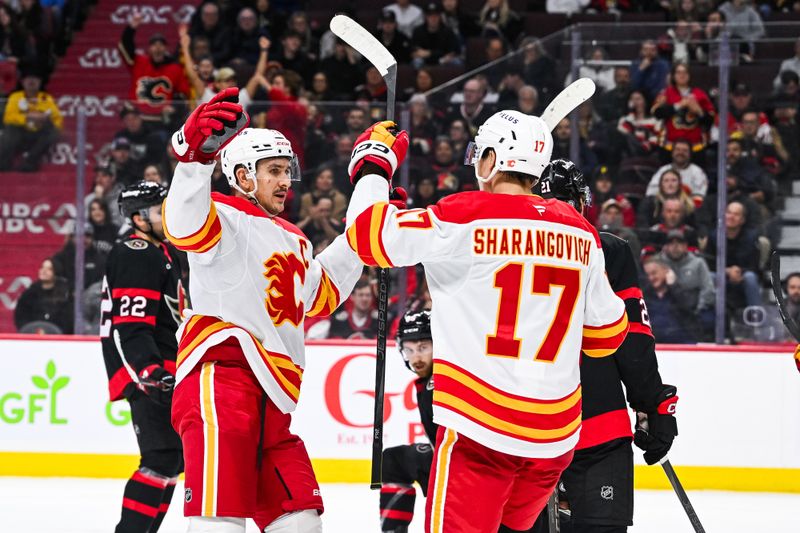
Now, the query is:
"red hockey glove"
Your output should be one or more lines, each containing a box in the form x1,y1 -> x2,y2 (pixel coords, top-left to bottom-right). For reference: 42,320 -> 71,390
389,186 -> 408,209
138,364 -> 175,406
634,384 -> 678,465
348,121 -> 409,184
171,87 -> 250,164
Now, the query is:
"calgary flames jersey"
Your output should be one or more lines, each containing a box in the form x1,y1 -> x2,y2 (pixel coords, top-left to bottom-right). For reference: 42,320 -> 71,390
163,162 -> 362,413
346,175 -> 629,458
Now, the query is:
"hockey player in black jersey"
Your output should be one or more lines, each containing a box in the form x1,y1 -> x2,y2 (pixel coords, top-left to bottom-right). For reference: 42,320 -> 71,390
100,181 -> 185,533
379,309 -> 437,533
520,160 -> 679,533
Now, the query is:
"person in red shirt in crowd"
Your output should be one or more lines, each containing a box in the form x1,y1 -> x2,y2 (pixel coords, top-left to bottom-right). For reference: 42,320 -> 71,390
118,13 -> 191,127
652,62 -> 715,158
253,69 -> 308,171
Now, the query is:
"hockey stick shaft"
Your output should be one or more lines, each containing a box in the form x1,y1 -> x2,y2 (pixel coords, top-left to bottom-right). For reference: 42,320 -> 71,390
661,459 -> 706,533
546,490 -> 560,533
770,251 -> 800,341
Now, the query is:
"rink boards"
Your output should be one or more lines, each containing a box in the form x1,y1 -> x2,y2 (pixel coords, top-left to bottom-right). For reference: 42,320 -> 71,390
0,335 -> 798,492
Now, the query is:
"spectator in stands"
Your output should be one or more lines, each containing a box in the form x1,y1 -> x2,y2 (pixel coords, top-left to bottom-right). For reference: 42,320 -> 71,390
697,173 -> 762,236
596,66 -> 632,122
584,166 -> 635,227
412,176 -> 442,209
253,0 -> 286,41
143,164 -> 167,185
286,11 -> 317,59
772,99 -> 800,176
376,10 -> 411,65
649,197 -> 697,240
617,89 -> 662,158
784,272 -> 800,326
551,117 -> 598,176
596,199 -> 642,260
497,66 -> 525,109
188,1 -> 232,66
642,258 -> 698,343
546,0 -> 590,14
230,7 -> 271,66
705,200 -> 763,311
445,77 -> 494,136
566,46 -> 615,93
697,9 -> 726,63
408,94 -> 438,157
441,0 -> 480,41
773,37 -> 800,90
518,36 -> 557,104
773,70 -> 800,106
722,82 -> 757,136
107,137 -> 142,187
718,0 -> 765,61
411,3 -> 462,68
478,0 -> 522,43
726,138 -> 776,220
669,0 -> 710,23
85,166 -> 124,228
254,69 -> 307,169
88,199 -> 119,255
296,196 -> 344,249
637,168 -> 695,227
298,166 -> 347,221
664,19 -> 701,64
385,0 -> 425,38
51,222 -> 107,291
428,137 -> 469,192
340,106 -> 369,137
307,71 -> 333,101
320,39 -> 361,99
114,104 -> 164,168
447,117 -> 471,160
655,229 -> 715,335
14,258 -> 73,334
0,67 -> 61,172
0,3 -> 32,64
515,84 -> 540,115
119,14 -> 190,127
736,109 -> 787,177
326,279 -> 379,339
645,138 -> 707,202
631,39 -> 670,102
652,63 -> 715,156
355,66 -> 389,103
322,133 -> 355,194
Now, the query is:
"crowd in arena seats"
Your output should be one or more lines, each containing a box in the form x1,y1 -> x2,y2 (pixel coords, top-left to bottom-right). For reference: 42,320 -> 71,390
7,0 -> 800,343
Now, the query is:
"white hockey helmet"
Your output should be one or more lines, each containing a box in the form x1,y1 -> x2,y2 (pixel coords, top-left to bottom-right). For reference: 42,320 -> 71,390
465,110 -> 553,183
220,128 -> 301,199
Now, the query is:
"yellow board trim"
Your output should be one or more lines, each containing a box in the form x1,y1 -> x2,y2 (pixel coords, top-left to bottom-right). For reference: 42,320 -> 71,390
2,453 -> 800,492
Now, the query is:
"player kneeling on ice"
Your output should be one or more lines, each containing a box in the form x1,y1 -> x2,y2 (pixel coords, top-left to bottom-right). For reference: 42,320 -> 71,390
379,309 -> 437,533
525,159 -> 679,533
163,88 -> 364,533
344,114 -> 629,533
102,181 -> 185,533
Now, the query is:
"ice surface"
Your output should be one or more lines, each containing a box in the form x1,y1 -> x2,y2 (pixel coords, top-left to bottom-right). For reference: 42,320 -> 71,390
0,477 -> 796,532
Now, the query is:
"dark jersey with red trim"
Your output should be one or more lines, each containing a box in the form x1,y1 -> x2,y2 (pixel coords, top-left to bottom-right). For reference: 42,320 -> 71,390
328,308 -> 378,339
416,375 -> 438,444
100,236 -> 184,401
577,232 -> 666,450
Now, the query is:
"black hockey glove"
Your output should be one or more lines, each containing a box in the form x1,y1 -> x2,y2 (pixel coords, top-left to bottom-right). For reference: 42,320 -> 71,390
633,384 -> 678,465
138,365 -> 175,406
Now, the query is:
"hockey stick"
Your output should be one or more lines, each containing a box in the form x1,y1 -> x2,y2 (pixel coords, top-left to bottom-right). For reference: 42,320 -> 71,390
546,490 -> 560,533
330,14 -> 398,490
540,78 -> 596,131
770,251 -> 800,341
660,458 -> 706,533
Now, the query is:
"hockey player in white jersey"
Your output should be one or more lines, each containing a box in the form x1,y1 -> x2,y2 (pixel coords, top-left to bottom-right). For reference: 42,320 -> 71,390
343,114 -> 629,533
162,88 -> 363,533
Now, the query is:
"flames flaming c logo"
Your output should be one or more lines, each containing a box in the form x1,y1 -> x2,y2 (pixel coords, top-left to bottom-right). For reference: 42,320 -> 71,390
263,248 -> 308,327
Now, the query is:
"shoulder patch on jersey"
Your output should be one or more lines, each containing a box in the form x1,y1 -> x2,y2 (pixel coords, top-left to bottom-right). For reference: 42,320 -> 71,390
124,239 -> 149,250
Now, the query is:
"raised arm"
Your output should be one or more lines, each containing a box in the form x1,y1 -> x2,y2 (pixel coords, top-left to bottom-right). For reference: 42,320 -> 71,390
179,24 -> 206,100
244,36 -> 271,99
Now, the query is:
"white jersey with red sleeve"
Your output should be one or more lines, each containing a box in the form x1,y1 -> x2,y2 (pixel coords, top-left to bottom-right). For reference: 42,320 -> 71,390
162,161 -> 362,413
345,175 -> 629,458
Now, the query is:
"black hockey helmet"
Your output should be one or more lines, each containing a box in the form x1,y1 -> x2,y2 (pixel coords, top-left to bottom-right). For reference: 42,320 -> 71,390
118,181 -> 168,219
397,309 -> 432,369
535,159 -> 592,210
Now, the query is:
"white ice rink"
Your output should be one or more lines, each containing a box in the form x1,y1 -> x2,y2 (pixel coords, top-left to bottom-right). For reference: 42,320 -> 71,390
1,477 -> 797,532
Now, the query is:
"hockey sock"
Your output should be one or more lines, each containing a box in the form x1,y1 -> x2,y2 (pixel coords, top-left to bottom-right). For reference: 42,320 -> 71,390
148,476 -> 178,532
379,484 -> 416,531
114,468 -> 171,533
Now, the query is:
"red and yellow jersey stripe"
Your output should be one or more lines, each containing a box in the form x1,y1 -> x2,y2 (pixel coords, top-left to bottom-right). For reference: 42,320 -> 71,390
432,359 -> 583,444
346,202 -> 394,268
306,269 -> 341,318
162,200 -> 222,253
581,312 -> 629,358
177,314 -> 303,404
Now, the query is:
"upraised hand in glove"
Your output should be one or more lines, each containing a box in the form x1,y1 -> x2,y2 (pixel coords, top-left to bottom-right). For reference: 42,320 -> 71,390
389,186 -> 408,209
172,87 -> 249,164
138,365 -> 175,406
348,121 -> 409,183
634,384 -> 678,465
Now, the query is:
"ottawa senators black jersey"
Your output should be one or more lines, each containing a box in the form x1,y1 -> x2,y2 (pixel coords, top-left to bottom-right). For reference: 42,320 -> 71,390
577,232 -> 666,450
100,236 -> 185,401
415,375 -> 438,444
